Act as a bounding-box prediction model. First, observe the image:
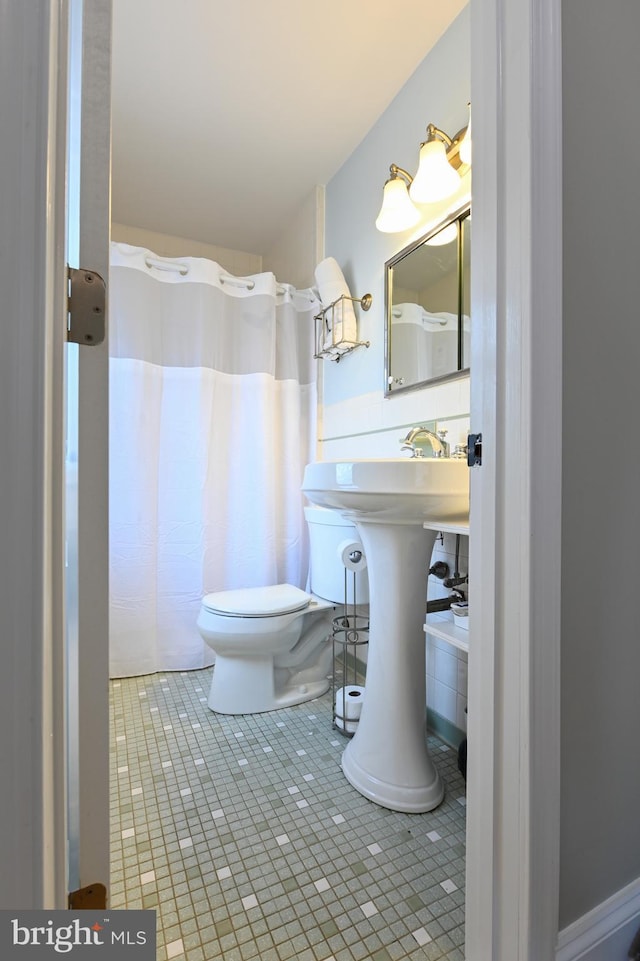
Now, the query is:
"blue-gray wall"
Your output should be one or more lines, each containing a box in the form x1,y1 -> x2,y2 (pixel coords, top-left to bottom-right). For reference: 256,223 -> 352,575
561,0 -> 640,929
321,7 -> 471,459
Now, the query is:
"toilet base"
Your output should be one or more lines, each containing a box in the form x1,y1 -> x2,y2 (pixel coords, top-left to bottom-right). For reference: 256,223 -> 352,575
207,653 -> 330,715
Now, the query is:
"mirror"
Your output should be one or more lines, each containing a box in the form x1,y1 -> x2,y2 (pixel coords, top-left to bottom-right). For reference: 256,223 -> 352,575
384,205 -> 471,396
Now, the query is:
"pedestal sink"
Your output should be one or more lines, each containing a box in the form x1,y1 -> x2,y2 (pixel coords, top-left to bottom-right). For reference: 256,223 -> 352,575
302,458 -> 469,813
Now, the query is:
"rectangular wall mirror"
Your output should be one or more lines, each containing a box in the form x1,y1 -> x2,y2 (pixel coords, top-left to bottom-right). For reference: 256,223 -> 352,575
384,204 -> 471,396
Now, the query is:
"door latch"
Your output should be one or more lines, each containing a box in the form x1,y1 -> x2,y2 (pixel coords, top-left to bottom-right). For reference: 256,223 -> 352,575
67,267 -> 106,346
467,432 -> 482,467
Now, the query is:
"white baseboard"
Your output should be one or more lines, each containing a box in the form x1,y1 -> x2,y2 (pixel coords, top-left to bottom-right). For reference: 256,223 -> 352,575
556,875 -> 640,961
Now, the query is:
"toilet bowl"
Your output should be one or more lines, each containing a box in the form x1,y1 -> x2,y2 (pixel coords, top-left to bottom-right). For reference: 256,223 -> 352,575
197,506 -> 369,715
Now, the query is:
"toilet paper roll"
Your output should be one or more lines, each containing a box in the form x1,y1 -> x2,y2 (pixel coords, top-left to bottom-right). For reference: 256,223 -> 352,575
337,539 -> 367,572
334,685 -> 365,733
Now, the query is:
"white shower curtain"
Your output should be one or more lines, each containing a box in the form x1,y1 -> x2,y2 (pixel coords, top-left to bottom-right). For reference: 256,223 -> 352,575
108,243 -> 318,677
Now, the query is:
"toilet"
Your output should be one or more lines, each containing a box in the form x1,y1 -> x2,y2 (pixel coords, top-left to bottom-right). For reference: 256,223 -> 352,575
197,506 -> 369,715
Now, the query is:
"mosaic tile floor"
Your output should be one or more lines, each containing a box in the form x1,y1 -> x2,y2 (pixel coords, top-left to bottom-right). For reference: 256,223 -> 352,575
110,668 -> 466,961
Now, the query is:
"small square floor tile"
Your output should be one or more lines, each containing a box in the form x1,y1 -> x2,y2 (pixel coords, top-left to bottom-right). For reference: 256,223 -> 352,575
360,900 -> 378,918
412,927 -> 432,946
109,671 -> 466,961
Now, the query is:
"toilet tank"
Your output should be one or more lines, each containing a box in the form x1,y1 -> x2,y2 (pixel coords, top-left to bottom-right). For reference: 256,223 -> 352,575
304,505 -> 369,605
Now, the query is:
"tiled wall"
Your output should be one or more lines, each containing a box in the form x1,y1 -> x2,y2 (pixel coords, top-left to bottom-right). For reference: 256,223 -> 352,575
427,533 -> 469,739
319,393 -> 471,461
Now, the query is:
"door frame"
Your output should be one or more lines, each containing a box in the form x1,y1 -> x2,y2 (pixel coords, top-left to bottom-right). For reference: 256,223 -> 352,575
0,0 -> 69,909
466,0 -> 563,957
65,0 -> 112,899
8,0 -> 564,946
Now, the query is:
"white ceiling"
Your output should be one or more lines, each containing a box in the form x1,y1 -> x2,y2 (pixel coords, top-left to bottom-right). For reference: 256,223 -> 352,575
111,0 -> 467,255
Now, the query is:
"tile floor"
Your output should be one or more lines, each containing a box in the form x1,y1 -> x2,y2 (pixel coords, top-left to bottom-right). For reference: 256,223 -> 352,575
110,668 -> 466,961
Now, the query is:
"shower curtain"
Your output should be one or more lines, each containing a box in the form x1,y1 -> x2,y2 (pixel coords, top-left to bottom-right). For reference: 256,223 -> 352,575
108,243 -> 318,677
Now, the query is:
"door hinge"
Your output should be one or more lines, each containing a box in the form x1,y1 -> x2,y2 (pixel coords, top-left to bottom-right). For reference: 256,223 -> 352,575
67,266 -> 106,346
467,432 -> 482,467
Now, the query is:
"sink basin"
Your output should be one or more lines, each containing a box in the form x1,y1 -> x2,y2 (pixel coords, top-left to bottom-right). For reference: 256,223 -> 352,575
302,457 -> 470,813
302,457 -> 469,524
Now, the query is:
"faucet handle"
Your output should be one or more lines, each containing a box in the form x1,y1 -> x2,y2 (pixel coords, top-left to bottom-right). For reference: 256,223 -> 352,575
436,428 -> 450,458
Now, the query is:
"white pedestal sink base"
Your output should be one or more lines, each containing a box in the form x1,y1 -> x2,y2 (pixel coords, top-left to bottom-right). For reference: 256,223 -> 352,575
341,744 -> 444,813
301,458 -> 469,814
340,523 -> 444,813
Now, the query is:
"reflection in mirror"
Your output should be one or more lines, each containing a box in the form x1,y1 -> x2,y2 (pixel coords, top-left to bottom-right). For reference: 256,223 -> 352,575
385,205 -> 471,396
461,212 -> 471,369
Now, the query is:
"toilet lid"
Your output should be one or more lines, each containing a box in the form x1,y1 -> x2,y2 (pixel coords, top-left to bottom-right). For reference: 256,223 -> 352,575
202,583 -> 312,617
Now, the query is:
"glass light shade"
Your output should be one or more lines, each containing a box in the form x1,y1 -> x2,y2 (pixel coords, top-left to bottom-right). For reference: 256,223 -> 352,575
459,117 -> 472,165
425,222 -> 458,246
375,177 -> 420,233
409,139 -> 461,204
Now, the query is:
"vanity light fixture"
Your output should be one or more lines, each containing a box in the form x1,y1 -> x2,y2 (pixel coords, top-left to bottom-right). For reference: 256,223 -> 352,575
375,105 -> 471,233
375,165 -> 420,234
409,124 -> 463,203
459,103 -> 472,165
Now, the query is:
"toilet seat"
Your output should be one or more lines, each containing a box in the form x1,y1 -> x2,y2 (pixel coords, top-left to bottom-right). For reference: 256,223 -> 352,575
202,583 -> 311,618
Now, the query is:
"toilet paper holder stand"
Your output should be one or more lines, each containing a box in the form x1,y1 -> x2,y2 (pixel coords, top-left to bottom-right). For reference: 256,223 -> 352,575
331,567 -> 369,737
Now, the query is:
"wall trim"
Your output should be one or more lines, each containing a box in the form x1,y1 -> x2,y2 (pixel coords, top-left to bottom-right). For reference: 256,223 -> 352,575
556,876 -> 640,961
319,419 -> 437,444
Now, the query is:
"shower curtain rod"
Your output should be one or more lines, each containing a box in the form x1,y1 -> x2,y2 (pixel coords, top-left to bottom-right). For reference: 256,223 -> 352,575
142,253 -> 315,302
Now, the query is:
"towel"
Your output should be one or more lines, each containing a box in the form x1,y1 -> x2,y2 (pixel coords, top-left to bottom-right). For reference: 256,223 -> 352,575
314,257 -> 357,355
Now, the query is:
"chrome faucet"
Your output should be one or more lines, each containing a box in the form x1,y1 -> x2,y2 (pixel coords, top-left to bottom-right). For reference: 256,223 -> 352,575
400,426 -> 450,458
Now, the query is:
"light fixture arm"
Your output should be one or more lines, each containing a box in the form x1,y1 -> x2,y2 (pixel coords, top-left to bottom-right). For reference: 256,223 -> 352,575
424,123 -> 454,149
387,163 -> 414,186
